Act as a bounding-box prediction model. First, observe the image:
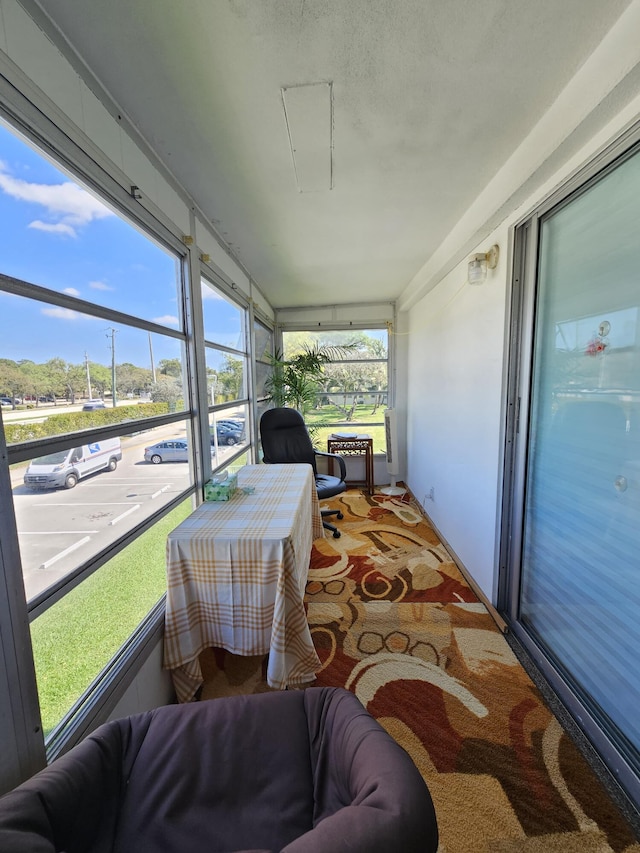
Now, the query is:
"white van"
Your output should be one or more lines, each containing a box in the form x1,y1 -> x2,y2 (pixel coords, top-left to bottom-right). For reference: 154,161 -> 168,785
23,439 -> 122,490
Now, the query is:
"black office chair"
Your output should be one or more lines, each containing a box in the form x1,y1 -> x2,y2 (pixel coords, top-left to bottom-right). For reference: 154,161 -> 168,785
260,407 -> 347,538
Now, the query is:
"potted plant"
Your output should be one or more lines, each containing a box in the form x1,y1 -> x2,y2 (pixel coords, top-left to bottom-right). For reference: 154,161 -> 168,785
265,343 -> 358,435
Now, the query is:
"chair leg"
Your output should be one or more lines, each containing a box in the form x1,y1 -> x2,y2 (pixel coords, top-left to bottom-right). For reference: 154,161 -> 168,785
322,509 -> 342,539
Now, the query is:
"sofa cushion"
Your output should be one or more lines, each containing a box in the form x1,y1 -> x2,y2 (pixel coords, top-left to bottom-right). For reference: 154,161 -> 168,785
0,687 -> 438,853
113,692 -> 314,852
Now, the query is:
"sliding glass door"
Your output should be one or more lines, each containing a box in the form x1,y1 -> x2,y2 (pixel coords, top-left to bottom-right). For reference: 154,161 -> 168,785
505,138 -> 640,803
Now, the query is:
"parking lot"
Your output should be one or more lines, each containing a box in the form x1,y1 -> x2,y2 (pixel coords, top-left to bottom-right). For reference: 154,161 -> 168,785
11,427 -> 244,601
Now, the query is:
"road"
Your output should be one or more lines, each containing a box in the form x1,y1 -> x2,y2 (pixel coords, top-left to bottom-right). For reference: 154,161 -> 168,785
1,399 -> 138,426
11,424 -> 243,602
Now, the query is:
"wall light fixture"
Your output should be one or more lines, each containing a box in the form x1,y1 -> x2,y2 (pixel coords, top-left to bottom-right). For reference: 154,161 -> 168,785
468,244 -> 499,285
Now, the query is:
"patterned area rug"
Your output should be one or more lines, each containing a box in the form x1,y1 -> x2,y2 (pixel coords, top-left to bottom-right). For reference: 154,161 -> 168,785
200,489 -> 639,852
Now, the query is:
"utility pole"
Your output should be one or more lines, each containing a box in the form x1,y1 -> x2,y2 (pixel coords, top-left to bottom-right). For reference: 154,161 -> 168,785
148,331 -> 156,382
84,352 -> 92,400
106,327 -> 117,407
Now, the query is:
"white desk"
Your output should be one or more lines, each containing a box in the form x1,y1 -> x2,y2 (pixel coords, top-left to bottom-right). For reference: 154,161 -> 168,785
163,464 -> 323,701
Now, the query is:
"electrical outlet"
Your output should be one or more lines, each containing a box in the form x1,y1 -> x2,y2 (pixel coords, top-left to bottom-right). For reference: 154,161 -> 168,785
423,488 -> 435,504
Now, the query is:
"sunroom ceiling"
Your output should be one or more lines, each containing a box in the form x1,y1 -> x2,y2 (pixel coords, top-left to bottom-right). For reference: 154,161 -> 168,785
26,0 -> 635,309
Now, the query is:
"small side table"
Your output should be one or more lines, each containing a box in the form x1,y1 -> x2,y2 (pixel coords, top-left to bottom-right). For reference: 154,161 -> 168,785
327,435 -> 374,495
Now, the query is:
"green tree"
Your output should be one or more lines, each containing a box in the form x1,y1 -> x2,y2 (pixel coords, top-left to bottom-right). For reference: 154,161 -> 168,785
64,363 -> 88,402
88,362 -> 111,399
266,343 -> 358,417
158,358 -> 182,378
0,359 -> 23,405
17,359 -> 49,405
42,357 -> 71,402
324,362 -> 364,419
216,355 -> 243,401
150,376 -> 182,410
117,363 -> 153,397
281,330 -> 387,419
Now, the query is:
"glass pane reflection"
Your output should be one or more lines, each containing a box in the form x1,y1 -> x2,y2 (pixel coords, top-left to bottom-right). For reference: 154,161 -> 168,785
13,420 -> 197,603
209,404 -> 249,463
201,279 -> 244,350
205,346 -> 246,404
30,499 -> 193,737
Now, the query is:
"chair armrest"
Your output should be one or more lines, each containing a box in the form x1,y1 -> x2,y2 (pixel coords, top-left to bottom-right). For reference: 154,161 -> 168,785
315,450 -> 347,481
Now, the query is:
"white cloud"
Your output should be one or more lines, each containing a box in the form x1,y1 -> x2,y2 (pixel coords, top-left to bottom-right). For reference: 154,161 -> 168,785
201,283 -> 223,300
28,220 -> 77,237
63,287 -> 81,296
152,314 -> 180,326
89,280 -> 113,291
0,166 -> 114,238
41,306 -> 80,320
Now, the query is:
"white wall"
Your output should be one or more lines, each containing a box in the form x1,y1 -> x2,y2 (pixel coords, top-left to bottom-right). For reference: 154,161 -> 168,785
405,232 -> 508,600
108,640 -> 174,721
405,86 -> 640,603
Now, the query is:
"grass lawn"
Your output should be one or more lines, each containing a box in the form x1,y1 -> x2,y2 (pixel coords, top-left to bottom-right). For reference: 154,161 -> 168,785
304,404 -> 386,452
31,500 -> 192,736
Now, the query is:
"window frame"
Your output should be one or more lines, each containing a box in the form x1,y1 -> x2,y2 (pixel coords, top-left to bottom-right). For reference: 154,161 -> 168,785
0,101 -> 203,763
200,274 -> 254,474
276,323 -> 392,446
499,120 -> 640,812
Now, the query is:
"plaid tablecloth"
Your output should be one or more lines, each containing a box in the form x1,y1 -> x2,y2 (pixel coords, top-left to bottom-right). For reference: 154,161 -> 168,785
163,463 -> 324,701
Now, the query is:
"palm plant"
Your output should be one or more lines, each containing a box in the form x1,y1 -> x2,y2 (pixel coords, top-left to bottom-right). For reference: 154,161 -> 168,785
265,342 -> 358,420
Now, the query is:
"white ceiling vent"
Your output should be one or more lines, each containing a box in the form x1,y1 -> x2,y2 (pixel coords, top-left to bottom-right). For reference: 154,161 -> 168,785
281,82 -> 333,192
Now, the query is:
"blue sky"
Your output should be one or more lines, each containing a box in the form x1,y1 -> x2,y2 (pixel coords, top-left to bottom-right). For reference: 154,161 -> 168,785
0,120 -> 241,368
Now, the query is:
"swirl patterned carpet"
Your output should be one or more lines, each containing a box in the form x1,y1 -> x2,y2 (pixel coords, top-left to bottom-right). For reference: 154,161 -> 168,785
200,489 -> 639,852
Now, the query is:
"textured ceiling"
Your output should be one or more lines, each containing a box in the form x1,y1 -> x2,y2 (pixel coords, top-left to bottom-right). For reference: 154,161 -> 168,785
28,0 -> 633,308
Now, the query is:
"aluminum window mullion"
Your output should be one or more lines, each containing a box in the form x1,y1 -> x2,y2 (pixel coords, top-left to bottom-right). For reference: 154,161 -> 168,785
0,415 -> 46,793
0,272 -> 187,342
247,299 -> 258,454
204,340 -> 247,358
6,409 -> 194,466
499,217 -> 539,617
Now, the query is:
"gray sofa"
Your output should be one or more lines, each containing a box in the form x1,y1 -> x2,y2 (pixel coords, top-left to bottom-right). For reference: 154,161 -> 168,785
0,686 -> 438,852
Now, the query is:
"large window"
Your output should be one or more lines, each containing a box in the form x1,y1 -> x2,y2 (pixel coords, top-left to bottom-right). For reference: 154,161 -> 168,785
201,278 -> 251,471
503,136 -> 640,809
254,318 -> 274,448
281,328 -> 388,451
0,119 -> 197,742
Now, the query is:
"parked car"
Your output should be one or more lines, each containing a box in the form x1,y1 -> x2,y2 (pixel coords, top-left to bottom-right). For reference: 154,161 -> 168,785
144,439 -> 189,464
212,421 -> 245,446
0,397 -> 13,407
217,419 -> 244,430
144,438 -> 216,464
82,400 -> 106,411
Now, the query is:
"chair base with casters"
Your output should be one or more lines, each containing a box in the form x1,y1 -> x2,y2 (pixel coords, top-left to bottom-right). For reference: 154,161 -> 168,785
0,687 -> 439,853
316,470 -> 345,538
260,408 -> 348,539
321,506 -> 343,537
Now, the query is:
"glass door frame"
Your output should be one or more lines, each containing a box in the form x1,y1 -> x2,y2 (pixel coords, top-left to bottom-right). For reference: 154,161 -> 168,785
499,122 -> 640,811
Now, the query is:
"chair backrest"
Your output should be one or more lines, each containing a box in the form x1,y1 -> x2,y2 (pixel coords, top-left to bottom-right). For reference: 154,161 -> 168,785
0,688 -> 439,853
260,408 -> 316,470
